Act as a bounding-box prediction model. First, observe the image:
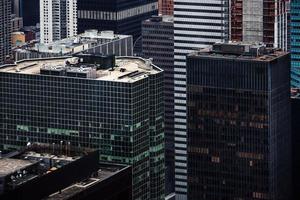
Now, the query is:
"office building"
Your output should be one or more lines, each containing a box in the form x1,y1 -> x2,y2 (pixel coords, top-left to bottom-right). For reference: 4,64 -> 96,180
12,0 -> 19,16
15,0 -> 40,26
186,43 -> 291,200
291,0 -> 300,87
14,30 -> 133,61
291,88 -> 300,200
0,54 -> 165,200
230,0 -> 275,46
11,14 -> 23,32
275,0 -> 290,51
142,16 -> 174,195
173,1 -> 229,199
21,25 -> 40,42
0,0 -> 12,64
159,0 -> 173,15
77,0 -> 158,40
142,15 -> 174,196
0,143 -> 132,200
40,0 -> 77,44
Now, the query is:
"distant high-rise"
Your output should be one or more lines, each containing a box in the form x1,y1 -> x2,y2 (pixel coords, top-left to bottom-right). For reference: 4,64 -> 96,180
14,30 -> 133,61
40,0 -> 77,44
230,0 -> 289,48
22,0 -> 40,26
173,1 -> 229,199
12,0 -> 40,26
11,13 -> 23,32
275,0 -> 290,51
291,0 -> 300,87
186,43 -> 291,200
142,15 -> 174,196
77,0 -> 158,40
0,0 -> 12,64
0,54 -> 165,200
159,0 -> 173,15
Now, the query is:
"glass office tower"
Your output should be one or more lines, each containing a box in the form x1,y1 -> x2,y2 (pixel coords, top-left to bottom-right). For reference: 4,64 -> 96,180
77,0 -> 158,40
0,54 -> 165,200
142,15 -> 175,196
186,43 -> 291,200
0,0 -> 11,64
291,0 -> 300,87
173,1 -> 229,199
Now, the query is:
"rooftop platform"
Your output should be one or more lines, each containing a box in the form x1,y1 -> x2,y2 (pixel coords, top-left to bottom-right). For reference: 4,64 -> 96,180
0,158 -> 35,177
44,166 -> 123,200
0,55 -> 162,83
189,42 -> 288,62
14,30 -> 131,54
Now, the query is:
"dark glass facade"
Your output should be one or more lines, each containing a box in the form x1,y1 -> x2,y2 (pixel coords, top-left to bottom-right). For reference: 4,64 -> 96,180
0,0 -> 11,64
77,0 -> 158,40
12,0 -> 40,26
142,15 -> 175,195
186,45 -> 291,200
291,95 -> 300,200
291,0 -> 300,87
21,0 -> 39,26
0,56 -> 165,200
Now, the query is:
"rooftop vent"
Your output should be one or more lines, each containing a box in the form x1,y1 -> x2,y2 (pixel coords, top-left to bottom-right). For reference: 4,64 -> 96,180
75,53 -> 115,70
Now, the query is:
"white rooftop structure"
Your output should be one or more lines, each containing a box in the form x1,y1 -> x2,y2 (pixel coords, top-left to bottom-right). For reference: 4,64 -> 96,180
35,30 -> 131,54
0,55 -> 162,83
13,30 -> 133,61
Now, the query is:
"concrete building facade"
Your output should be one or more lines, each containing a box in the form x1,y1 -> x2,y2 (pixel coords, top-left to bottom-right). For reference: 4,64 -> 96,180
40,0 -> 77,44
159,0 -> 173,15
275,0 -> 290,51
230,0 -> 277,47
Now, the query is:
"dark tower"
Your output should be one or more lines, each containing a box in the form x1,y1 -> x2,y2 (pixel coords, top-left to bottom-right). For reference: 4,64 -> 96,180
186,43 -> 291,200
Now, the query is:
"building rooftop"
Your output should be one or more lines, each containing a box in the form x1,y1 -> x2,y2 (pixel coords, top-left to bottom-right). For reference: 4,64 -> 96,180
14,30 -> 131,54
0,158 -> 36,177
144,15 -> 174,23
0,143 -> 131,200
0,55 -> 162,83
188,42 -> 288,62
44,166 -> 124,200
0,143 -> 93,196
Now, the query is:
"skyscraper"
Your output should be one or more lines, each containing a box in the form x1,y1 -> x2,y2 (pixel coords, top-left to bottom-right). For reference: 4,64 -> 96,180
12,0 -> 40,26
186,43 -> 291,200
275,0 -> 290,51
0,54 -> 165,200
173,1 -> 229,199
21,0 -> 40,26
77,0 -> 158,40
0,0 -> 12,64
159,0 -> 173,15
230,0 -> 276,46
40,0 -> 77,44
291,0 -> 300,87
291,89 -> 300,200
142,15 -> 175,195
